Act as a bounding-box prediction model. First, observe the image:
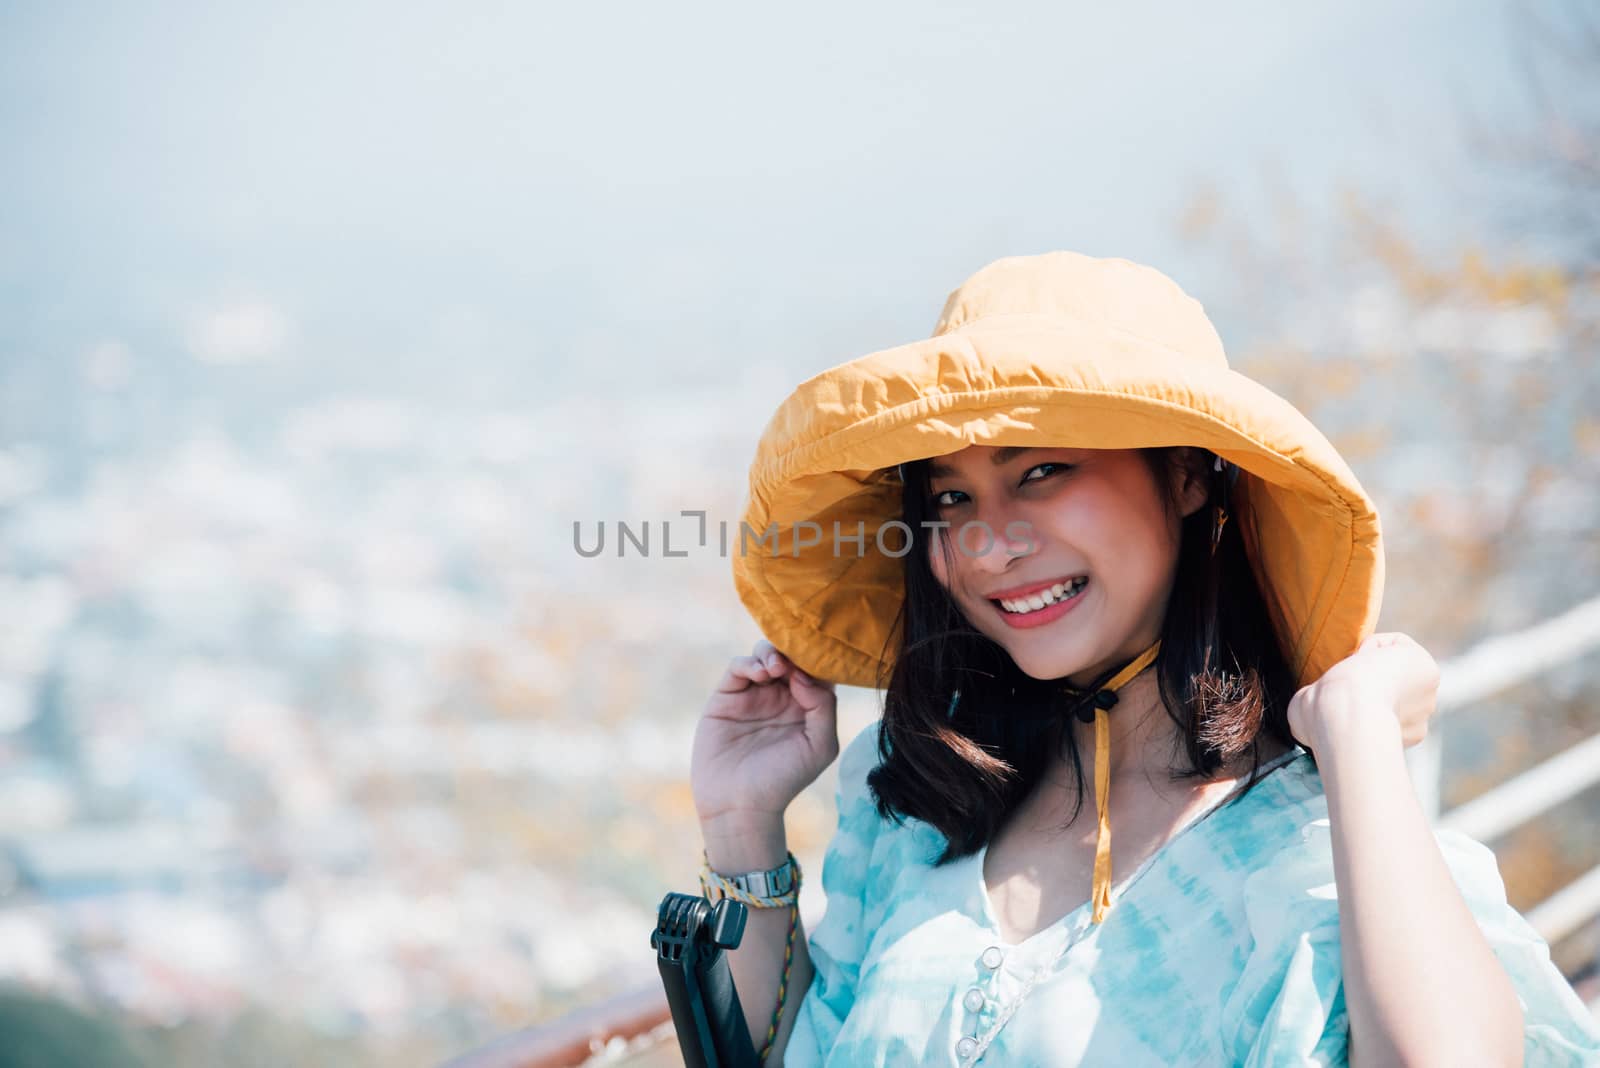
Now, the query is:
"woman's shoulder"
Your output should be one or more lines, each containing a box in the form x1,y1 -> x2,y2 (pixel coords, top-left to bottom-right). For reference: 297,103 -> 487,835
830,719 -> 884,826
829,719 -> 949,861
827,720 -> 893,846
1245,747 -> 1327,817
837,718 -> 882,786
1232,741 -> 1322,800
1205,747 -> 1333,873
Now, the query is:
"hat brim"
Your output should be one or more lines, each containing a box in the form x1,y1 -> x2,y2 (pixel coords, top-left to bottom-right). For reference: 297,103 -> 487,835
732,314 -> 1384,690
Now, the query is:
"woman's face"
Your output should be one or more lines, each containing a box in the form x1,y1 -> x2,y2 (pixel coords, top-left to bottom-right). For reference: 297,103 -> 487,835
924,445 -> 1209,685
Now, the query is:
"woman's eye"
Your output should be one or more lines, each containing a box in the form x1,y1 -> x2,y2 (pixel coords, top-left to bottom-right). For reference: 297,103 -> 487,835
1021,462 -> 1069,483
930,489 -> 967,508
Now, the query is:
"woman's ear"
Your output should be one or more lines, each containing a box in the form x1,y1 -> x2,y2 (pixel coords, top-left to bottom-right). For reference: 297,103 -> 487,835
1170,447 -> 1213,519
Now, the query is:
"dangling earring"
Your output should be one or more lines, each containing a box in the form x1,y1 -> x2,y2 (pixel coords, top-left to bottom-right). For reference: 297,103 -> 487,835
1211,455 -> 1234,557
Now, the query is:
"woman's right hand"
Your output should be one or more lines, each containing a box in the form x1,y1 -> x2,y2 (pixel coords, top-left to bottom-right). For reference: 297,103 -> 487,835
692,639 -> 840,832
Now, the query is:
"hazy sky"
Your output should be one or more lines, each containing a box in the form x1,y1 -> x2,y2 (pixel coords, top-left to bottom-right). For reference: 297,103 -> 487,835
0,1 -> 1526,412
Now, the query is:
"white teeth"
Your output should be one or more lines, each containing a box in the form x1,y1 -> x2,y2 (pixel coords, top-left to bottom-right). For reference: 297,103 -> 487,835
998,577 -> 1086,614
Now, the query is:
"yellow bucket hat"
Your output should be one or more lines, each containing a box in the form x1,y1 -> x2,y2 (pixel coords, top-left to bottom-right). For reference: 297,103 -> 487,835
730,250 -> 1385,921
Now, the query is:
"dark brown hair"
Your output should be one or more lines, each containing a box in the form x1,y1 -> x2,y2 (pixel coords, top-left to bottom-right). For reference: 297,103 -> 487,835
865,447 -> 1301,863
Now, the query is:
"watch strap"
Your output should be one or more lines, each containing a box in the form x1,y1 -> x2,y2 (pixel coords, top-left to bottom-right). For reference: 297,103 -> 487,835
700,850 -> 802,908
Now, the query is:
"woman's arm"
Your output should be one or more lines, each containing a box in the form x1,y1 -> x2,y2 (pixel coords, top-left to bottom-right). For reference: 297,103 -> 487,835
1292,633 -> 1524,1068
700,813 -> 815,1062
692,640 -> 840,1064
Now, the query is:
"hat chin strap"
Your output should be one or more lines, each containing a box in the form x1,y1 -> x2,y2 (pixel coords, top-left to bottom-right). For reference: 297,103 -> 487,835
1060,638 -> 1162,925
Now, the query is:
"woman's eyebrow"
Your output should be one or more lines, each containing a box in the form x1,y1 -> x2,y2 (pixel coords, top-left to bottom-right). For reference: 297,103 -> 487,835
927,446 -> 1036,479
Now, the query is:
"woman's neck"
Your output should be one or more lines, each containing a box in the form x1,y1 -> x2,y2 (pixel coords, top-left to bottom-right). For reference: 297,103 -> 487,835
1058,671 -> 1294,781
1010,673 -> 1297,836
1069,671 -> 1176,777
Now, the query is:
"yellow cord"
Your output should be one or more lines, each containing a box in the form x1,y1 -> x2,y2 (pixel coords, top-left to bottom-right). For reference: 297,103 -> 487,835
1087,640 -> 1161,925
1091,702 -> 1113,923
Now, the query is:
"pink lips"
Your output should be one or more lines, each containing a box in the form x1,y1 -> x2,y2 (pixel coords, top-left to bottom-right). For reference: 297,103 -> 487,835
990,577 -> 1089,630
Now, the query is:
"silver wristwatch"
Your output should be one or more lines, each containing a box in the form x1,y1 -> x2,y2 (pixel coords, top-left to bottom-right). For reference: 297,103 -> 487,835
722,853 -> 798,898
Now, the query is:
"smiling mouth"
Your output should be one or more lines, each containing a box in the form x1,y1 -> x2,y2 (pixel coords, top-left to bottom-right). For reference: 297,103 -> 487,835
991,576 -> 1089,615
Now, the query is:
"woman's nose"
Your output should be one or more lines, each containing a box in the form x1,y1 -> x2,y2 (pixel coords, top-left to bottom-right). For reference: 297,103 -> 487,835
956,515 -> 1035,574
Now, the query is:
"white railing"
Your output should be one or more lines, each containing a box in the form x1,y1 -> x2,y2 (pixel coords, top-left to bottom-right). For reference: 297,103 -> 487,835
1411,593 -> 1600,965
1438,734 -> 1600,843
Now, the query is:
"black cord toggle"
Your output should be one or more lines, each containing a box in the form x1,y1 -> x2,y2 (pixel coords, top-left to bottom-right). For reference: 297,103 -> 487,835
1071,688 -> 1118,723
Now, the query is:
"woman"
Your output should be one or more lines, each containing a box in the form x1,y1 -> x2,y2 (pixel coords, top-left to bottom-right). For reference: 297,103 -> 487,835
691,252 -> 1600,1065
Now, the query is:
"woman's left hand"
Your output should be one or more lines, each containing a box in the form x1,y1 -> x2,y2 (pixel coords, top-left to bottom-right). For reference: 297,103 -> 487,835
1286,631 -> 1441,755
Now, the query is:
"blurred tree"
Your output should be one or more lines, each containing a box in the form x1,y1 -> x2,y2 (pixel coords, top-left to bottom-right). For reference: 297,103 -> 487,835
1179,0 -> 1599,652
1469,0 -> 1600,270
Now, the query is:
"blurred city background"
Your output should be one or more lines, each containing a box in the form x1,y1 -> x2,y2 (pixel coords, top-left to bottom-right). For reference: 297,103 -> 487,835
1,2 -> 1597,1064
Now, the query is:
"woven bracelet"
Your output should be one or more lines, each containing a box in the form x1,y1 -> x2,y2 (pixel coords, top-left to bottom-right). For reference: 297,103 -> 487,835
758,901 -> 799,1063
698,851 -> 802,909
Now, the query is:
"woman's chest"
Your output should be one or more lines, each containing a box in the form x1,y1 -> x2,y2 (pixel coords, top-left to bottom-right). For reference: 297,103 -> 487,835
980,779 -> 1233,945
843,903 -> 1250,1067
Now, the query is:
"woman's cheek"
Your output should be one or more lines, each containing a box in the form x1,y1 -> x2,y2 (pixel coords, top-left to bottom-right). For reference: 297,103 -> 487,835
1004,519 -> 1039,556
926,533 -> 949,586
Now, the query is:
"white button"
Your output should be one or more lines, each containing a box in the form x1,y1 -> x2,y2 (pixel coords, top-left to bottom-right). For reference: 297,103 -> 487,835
956,1036 -> 978,1059
962,986 -> 986,1013
980,945 -> 1004,969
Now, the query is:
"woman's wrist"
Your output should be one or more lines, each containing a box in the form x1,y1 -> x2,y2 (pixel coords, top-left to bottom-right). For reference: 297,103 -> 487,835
700,810 -> 790,872
1301,685 -> 1404,767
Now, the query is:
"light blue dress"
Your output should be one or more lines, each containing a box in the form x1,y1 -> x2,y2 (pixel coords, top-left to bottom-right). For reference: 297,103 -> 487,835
785,721 -> 1600,1067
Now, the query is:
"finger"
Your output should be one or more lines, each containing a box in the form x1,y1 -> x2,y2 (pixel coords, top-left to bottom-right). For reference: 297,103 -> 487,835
719,654 -> 776,690
792,664 -> 836,692
1372,632 -> 1416,650
788,665 -> 828,697
714,660 -> 757,694
751,641 -> 790,675
800,678 -> 840,747
714,668 -> 752,694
